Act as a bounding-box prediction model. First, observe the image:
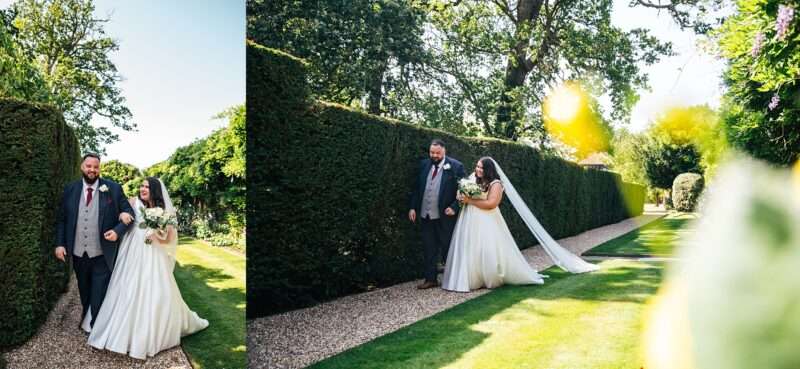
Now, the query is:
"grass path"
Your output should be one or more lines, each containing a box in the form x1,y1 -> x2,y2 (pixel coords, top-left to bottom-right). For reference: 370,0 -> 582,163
174,236 -> 246,369
308,212 -> 695,369
584,213 -> 695,257
309,260 -> 664,369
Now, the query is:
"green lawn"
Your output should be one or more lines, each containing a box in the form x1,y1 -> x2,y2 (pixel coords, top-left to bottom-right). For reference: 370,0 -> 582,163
174,236 -> 246,369
309,260 -> 664,369
584,213 -> 695,257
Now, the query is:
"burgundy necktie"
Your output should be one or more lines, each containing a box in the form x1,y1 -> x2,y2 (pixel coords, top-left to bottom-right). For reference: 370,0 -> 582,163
432,165 -> 440,180
86,188 -> 94,206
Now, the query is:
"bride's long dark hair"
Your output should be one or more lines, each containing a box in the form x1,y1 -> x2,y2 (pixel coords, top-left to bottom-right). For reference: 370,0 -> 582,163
139,177 -> 166,209
476,157 -> 501,190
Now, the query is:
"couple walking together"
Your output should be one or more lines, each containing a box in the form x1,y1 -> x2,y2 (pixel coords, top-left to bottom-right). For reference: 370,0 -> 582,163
409,139 -> 598,292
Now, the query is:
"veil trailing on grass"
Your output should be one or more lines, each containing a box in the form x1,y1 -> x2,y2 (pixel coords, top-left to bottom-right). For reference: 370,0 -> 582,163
490,158 -> 600,273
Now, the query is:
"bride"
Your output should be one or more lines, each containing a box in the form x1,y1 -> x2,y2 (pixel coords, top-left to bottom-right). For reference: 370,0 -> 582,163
441,157 -> 599,292
82,177 -> 209,359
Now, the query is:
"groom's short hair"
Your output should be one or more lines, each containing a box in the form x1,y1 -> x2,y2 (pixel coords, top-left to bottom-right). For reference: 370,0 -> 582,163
82,153 -> 101,162
430,139 -> 446,148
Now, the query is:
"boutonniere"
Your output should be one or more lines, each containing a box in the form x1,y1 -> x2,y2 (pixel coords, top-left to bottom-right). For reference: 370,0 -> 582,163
443,163 -> 452,170
98,184 -> 109,193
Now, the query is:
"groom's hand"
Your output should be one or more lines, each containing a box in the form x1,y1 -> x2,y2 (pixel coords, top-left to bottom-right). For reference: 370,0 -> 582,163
103,230 -> 118,242
55,246 -> 67,262
445,207 -> 455,216
408,209 -> 417,223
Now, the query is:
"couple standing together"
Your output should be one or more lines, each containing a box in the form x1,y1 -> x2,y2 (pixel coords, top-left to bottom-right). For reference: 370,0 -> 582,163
54,153 -> 208,360
409,139 -> 599,292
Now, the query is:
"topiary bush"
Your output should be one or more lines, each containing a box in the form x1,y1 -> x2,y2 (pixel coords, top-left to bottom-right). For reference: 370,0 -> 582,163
247,42 -> 647,318
0,98 -> 80,347
672,172 -> 704,212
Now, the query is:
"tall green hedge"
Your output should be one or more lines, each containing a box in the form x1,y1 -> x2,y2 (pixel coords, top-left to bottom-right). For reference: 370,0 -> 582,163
0,98 -> 80,347
247,42 -> 645,318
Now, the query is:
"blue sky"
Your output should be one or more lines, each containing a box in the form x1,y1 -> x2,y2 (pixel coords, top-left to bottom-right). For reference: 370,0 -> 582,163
91,0 -> 245,169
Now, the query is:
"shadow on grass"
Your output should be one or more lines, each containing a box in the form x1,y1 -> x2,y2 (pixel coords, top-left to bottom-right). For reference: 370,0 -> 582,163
174,262 -> 246,369
309,261 -> 662,369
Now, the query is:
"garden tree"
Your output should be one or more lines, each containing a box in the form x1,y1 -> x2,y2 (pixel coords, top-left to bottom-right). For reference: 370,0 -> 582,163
641,138 -> 703,189
247,0 -> 427,115
649,104 -> 727,177
211,105 -> 246,179
11,0 -> 134,154
100,160 -> 142,197
146,105 -> 245,246
0,8 -> 49,102
610,128 -> 650,186
408,0 -> 673,142
714,0 -> 800,165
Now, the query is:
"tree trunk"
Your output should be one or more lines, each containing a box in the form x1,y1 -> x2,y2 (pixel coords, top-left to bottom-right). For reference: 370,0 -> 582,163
495,0 -> 544,140
366,61 -> 387,115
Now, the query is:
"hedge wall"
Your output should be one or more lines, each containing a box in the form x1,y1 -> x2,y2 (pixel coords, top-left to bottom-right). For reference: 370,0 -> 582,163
0,99 -> 80,346
247,42 -> 645,318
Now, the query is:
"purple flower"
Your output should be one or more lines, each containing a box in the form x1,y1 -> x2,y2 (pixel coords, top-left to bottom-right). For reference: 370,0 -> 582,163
768,93 -> 780,110
776,5 -> 795,40
751,32 -> 766,57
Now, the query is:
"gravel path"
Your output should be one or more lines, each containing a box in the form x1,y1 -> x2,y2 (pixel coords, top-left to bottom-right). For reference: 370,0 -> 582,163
3,275 -> 191,369
247,210 -> 667,369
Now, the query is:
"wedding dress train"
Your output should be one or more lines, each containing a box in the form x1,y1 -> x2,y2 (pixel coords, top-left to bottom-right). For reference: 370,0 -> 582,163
442,159 -> 599,292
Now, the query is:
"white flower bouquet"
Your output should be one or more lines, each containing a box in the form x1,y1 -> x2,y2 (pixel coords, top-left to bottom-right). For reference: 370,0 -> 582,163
458,177 -> 483,199
138,206 -> 177,244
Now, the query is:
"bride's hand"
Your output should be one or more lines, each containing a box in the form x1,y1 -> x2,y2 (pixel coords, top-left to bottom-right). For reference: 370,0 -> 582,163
119,212 -> 133,225
457,193 -> 465,202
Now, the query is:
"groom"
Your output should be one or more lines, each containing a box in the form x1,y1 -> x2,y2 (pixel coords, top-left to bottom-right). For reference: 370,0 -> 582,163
54,153 -> 134,328
409,139 -> 466,289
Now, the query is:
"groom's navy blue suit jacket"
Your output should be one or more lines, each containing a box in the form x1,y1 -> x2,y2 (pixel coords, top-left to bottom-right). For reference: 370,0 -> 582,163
56,178 -> 134,271
409,156 -> 467,225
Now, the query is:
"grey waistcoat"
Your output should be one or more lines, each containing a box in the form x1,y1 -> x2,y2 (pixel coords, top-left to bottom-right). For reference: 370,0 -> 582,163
73,189 -> 103,258
421,165 -> 443,220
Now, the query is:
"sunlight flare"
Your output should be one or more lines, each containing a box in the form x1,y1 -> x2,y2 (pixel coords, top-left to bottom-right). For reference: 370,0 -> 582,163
643,279 -> 696,369
542,81 -> 610,160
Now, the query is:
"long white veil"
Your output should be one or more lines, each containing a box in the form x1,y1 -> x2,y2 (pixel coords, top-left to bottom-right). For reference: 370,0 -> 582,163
490,158 -> 599,273
157,178 -> 178,262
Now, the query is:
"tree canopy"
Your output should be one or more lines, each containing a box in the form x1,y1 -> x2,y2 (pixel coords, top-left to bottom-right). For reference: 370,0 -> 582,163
9,0 -> 135,154
251,0 -> 673,153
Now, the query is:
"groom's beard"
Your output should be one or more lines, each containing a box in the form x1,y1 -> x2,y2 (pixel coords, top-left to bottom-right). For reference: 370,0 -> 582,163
82,173 -> 99,185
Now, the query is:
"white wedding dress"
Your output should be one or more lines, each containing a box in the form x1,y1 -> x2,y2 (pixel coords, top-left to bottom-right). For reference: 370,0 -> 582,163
442,159 -> 599,292
442,180 -> 546,292
83,189 -> 208,360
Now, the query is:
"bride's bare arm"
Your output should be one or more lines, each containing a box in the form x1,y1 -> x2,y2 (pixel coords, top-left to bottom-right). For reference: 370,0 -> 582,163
165,225 -> 177,244
464,183 -> 504,210
152,225 -> 177,245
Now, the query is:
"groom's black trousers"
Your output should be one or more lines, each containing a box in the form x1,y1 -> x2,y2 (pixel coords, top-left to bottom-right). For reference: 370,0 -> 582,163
420,216 -> 454,283
73,252 -> 111,327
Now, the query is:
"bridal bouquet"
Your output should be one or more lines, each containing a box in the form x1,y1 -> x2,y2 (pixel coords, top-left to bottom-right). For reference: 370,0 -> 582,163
138,206 -> 177,244
458,177 -> 483,199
